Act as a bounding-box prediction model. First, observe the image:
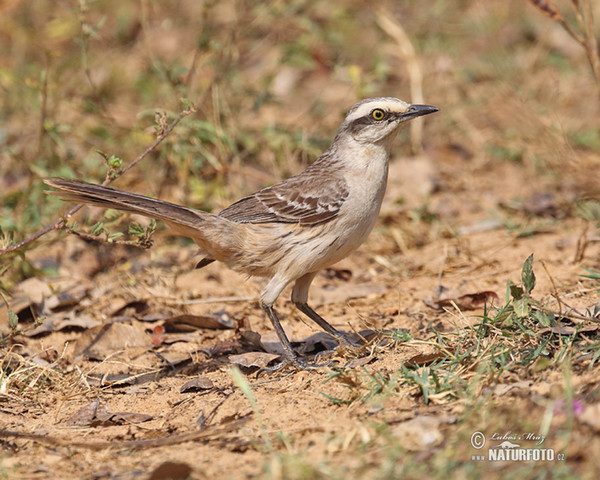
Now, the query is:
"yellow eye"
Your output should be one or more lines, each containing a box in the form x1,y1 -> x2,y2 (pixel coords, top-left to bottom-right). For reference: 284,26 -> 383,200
371,109 -> 385,121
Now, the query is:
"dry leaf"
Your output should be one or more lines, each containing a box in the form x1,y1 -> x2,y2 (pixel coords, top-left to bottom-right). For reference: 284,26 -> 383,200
26,312 -> 100,336
14,277 -> 52,305
180,377 -> 214,393
297,332 -> 339,354
73,322 -> 154,360
65,401 -> 153,427
65,401 -> 112,426
428,291 -> 499,310
163,313 -> 235,332
111,300 -> 150,318
228,352 -> 280,368
407,352 -> 446,367
345,356 -> 377,368
259,327 -> 293,355
86,371 -> 160,387
539,323 -> 598,336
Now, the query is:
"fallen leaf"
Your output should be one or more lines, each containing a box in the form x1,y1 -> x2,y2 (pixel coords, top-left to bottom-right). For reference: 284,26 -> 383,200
163,313 -> 236,332
25,312 -> 100,336
86,371 -> 161,387
65,402 -> 112,426
426,291 -> 499,310
111,300 -> 150,318
297,332 -> 339,354
240,330 -> 264,350
258,327 -> 293,355
228,352 -> 280,369
0,294 -> 36,329
73,322 -> 154,360
44,281 -> 89,311
539,323 -> 598,336
406,352 -> 447,367
157,351 -> 193,367
65,401 -> 153,427
493,381 -> 532,396
180,377 -> 214,393
109,411 -> 154,424
14,277 -> 52,305
345,356 -> 377,368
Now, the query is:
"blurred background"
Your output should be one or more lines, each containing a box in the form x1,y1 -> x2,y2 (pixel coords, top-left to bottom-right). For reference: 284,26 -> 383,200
1,0 -> 599,279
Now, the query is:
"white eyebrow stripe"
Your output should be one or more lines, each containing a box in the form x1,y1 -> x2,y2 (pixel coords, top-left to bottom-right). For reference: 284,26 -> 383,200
344,98 -> 410,123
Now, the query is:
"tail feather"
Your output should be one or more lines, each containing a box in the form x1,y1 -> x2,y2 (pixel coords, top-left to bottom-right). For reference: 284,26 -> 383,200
44,178 -> 209,229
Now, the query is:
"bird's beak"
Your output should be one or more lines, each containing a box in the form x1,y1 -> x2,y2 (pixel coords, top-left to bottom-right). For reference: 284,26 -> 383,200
398,104 -> 439,121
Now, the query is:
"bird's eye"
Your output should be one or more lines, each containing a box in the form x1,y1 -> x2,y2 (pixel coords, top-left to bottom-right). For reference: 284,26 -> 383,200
371,109 -> 385,121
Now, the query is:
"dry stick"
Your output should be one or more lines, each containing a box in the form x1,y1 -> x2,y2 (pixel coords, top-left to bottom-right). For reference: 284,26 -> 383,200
581,0 -> 600,86
529,0 -> 599,86
0,415 -> 251,451
528,0 -> 585,45
0,106 -> 195,258
540,259 -> 566,354
36,58 -> 49,157
375,9 -> 425,154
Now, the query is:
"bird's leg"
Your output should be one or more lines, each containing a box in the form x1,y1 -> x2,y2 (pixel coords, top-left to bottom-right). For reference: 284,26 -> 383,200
291,272 -> 357,347
261,303 -> 301,366
293,301 -> 355,347
258,303 -> 333,375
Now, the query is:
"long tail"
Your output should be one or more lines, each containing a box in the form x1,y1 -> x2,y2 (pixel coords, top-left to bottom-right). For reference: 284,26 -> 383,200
44,178 -> 214,234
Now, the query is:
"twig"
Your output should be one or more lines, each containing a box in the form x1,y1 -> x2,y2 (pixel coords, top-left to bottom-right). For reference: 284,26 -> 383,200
574,222 -> 590,263
0,415 -> 251,451
58,225 -> 152,249
528,0 -> 585,44
541,259 -> 563,318
528,0 -> 600,88
581,0 -> 600,85
375,9 -> 425,154
36,57 -> 49,157
0,106 -> 195,257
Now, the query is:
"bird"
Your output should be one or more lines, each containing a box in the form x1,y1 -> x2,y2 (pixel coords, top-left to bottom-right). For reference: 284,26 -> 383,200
45,97 -> 439,370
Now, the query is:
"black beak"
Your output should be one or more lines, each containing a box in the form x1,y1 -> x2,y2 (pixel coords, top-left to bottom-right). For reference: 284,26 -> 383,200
400,104 -> 439,120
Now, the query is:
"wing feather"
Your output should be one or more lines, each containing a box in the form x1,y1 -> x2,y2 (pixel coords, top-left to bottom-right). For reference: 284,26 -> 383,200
218,173 -> 348,226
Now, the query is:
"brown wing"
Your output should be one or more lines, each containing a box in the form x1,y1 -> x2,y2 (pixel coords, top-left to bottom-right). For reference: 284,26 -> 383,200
218,174 -> 348,226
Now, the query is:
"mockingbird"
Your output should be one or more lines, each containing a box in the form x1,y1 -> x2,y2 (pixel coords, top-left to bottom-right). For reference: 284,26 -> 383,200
45,97 -> 438,369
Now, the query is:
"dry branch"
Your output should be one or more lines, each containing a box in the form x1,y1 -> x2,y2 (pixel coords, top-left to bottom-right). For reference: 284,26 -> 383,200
0,105 -> 195,257
528,0 -> 600,89
376,9 -> 425,154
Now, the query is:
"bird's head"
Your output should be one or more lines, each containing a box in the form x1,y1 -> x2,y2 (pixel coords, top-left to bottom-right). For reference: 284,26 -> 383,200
338,97 -> 438,146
